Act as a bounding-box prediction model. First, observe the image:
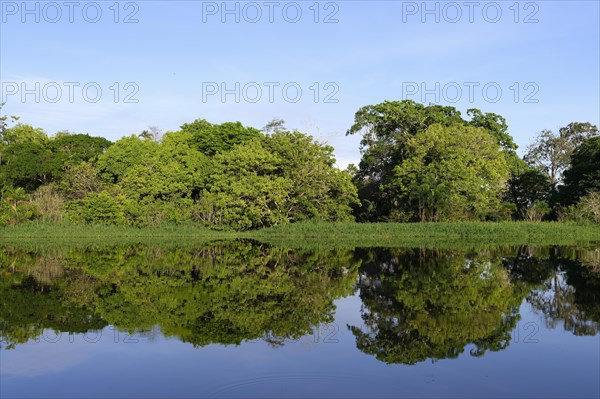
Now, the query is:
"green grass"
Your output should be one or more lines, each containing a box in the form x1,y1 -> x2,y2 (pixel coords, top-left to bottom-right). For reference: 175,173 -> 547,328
0,222 -> 237,246
252,221 -> 600,248
1,221 -> 598,248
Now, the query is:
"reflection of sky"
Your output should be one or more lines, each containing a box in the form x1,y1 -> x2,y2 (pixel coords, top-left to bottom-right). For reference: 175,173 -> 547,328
1,295 -> 599,398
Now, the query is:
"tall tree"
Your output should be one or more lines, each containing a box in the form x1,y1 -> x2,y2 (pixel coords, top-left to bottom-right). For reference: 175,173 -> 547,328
390,123 -> 509,221
525,122 -> 598,189
347,100 -> 517,221
559,136 -> 600,204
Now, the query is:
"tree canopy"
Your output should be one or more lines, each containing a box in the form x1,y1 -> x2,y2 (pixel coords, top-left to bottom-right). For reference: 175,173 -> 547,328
347,100 -> 514,221
0,105 -> 597,227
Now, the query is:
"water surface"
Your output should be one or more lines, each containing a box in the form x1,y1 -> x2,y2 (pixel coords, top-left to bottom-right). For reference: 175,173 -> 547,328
1,241 -> 599,398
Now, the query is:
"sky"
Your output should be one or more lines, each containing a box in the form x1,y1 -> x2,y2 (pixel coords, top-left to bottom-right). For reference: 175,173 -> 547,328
1,0 -> 599,168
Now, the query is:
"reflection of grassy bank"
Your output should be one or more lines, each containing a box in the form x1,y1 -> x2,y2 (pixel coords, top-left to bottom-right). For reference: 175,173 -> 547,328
1,221 -> 599,248
253,221 -> 600,248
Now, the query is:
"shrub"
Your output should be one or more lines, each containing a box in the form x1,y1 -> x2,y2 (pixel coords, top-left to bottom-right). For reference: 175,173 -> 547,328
67,191 -> 127,225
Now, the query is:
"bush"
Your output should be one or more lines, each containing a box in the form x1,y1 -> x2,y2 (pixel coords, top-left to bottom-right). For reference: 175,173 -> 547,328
578,191 -> 600,223
67,191 -> 128,225
523,200 -> 550,222
557,191 -> 600,223
30,185 -> 65,222
0,186 -> 40,226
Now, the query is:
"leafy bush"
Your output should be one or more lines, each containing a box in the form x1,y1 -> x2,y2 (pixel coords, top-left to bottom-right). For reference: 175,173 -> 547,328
524,200 -> 551,222
67,191 -> 128,225
0,187 -> 40,226
557,191 -> 600,223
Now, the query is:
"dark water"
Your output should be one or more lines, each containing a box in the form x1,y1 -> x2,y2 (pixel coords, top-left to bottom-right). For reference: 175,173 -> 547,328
1,241 -> 599,398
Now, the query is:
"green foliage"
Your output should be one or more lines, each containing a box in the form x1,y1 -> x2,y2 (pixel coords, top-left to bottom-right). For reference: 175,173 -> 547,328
48,133 -> 112,176
390,124 -> 509,221
200,132 -> 358,230
67,190 -> 128,225
467,108 -> 517,151
96,135 -> 159,183
525,123 -> 598,188
0,123 -> 47,146
181,119 -> 262,156
523,200 -> 551,222
1,110 -> 593,230
264,131 -> 359,222
506,167 -> 552,219
58,162 -> 106,200
559,191 -> 600,223
559,136 -> 600,204
348,100 -> 517,221
0,186 -> 40,226
0,142 -> 55,190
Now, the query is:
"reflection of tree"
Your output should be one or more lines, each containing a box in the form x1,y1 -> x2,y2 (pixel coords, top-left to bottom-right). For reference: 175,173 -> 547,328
0,241 -> 359,349
3,242 -> 599,357
527,249 -> 600,335
349,248 -> 533,365
0,251 -> 106,349
95,241 -> 359,346
501,245 -> 556,285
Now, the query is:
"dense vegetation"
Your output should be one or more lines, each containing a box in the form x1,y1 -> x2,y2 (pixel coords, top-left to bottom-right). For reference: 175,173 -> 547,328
347,101 -> 599,222
1,101 -> 598,230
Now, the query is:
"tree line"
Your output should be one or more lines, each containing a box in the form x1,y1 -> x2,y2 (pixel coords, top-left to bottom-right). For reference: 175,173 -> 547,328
1,100 -> 598,229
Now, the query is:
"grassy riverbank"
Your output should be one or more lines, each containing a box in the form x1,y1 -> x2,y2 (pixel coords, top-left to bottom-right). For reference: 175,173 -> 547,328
1,221 -> 598,248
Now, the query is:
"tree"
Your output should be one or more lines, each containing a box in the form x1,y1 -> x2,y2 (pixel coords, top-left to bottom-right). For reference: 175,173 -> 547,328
506,166 -> 552,219
181,119 -> 262,156
263,130 -> 358,222
58,162 -> 105,200
0,123 -> 47,146
263,118 -> 286,134
96,135 -> 159,183
559,136 -> 600,204
199,131 -> 358,230
576,191 -> 600,223
0,142 -> 54,190
525,122 -> 598,189
0,186 -> 39,225
467,108 -> 517,151
0,122 -> 46,174
202,139 -> 291,230
50,134 -> 112,165
138,126 -> 162,142
390,124 -> 509,222
120,131 -> 209,202
67,190 -> 128,225
0,104 -> 20,167
347,100 -> 517,221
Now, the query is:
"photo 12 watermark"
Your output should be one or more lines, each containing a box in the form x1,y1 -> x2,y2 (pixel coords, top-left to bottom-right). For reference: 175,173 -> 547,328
28,322 -> 342,346
401,81 -> 540,104
199,1 -> 339,23
0,1 -> 140,23
400,1 -> 540,24
1,81 -> 140,104
201,81 -> 339,103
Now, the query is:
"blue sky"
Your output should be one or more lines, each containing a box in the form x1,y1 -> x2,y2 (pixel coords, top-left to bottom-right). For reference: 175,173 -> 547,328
1,0 -> 599,168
